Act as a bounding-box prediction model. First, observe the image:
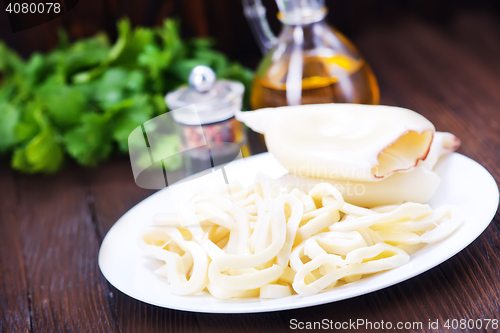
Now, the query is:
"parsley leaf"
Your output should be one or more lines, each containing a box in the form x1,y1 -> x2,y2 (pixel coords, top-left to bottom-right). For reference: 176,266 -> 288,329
63,113 -> 113,166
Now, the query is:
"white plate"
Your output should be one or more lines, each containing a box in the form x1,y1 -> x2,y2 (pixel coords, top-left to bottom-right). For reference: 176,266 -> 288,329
99,153 -> 499,313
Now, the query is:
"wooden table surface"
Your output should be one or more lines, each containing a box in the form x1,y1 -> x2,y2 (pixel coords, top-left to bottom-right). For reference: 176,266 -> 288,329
1,10 -> 500,333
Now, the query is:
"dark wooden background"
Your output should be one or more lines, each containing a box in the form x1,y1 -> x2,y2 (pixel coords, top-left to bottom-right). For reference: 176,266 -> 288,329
1,0 -> 500,66
1,1 -> 500,333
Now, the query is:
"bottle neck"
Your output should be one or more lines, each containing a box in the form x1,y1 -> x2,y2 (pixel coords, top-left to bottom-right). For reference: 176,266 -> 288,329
277,6 -> 327,26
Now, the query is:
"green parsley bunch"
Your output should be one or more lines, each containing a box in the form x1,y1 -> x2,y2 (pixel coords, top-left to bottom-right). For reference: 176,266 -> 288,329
0,19 -> 253,174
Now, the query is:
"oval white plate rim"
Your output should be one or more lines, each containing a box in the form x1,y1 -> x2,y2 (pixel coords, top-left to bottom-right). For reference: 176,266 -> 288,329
98,152 -> 499,313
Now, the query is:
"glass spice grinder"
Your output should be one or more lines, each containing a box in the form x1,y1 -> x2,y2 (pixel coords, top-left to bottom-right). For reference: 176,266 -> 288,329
166,66 -> 249,174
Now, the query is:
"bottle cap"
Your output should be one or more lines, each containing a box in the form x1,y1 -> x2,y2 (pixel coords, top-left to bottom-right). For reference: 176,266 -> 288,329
166,65 -> 244,125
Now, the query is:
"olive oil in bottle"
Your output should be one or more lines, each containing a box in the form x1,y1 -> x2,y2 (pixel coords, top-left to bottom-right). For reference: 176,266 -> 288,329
251,54 -> 379,110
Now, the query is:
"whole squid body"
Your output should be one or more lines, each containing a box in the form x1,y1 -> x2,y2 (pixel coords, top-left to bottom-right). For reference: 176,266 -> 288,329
237,104 -> 460,207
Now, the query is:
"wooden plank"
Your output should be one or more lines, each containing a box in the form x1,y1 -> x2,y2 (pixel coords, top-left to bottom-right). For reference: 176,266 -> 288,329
111,293 -> 201,333
16,167 -> 119,332
83,158 -> 200,333
82,157 -> 155,239
0,163 -> 31,332
180,0 -> 209,37
358,18 -> 500,176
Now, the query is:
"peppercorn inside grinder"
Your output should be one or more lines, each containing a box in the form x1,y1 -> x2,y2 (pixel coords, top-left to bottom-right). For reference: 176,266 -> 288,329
166,66 -> 249,174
